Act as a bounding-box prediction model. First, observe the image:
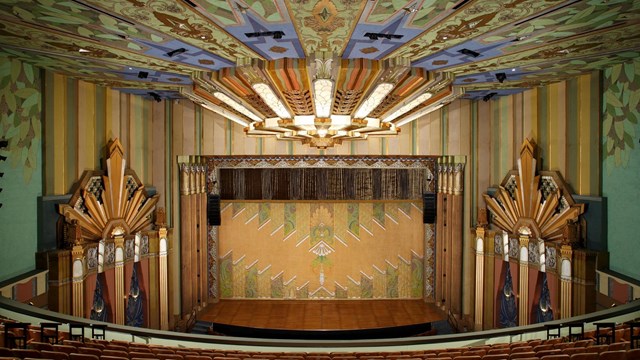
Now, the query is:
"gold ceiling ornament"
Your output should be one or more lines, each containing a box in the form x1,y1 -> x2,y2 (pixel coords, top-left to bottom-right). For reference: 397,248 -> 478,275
182,55 -> 462,149
59,139 -> 159,241
483,139 -> 584,241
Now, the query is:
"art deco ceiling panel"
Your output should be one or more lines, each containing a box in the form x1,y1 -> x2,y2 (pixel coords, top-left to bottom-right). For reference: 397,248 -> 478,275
1,0 -> 639,146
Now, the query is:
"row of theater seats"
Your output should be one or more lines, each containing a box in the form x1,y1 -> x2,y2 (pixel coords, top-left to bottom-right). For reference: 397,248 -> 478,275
1,318 -> 639,360
0,337 -> 639,360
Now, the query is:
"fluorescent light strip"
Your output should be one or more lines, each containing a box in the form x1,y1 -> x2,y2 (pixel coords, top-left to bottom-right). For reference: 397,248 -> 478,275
202,103 -> 250,127
252,83 -> 291,119
213,92 -> 262,122
313,79 -> 333,118
383,92 -> 433,123
395,104 -> 444,127
354,83 -> 394,119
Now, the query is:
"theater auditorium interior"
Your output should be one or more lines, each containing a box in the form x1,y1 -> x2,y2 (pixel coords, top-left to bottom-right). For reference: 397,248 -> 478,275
1,0 -> 640,358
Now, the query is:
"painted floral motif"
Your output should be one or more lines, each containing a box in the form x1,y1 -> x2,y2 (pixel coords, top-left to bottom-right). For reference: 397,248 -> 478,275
0,56 -> 41,183
603,58 -> 640,171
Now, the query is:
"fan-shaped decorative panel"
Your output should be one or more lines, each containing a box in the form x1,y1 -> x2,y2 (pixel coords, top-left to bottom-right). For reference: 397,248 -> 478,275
483,139 -> 584,241
58,139 -> 159,242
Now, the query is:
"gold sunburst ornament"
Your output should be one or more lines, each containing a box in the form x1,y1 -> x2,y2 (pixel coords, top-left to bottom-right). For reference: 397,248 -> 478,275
483,139 -> 584,241
59,139 -> 159,242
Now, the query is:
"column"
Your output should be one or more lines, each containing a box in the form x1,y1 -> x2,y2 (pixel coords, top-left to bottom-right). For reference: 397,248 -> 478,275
435,156 -> 465,318
189,160 -> 198,310
158,225 -> 169,330
450,157 -> 465,317
114,235 -> 125,325
518,232 -> 530,326
198,164 -> 208,308
179,160 -> 193,316
560,245 -> 573,319
474,226 -> 485,331
71,245 -> 84,318
435,158 -> 445,308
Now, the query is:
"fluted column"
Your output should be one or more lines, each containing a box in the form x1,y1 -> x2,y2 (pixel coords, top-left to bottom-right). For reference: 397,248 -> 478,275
474,226 -> 485,331
560,245 -> 572,319
518,233 -> 530,326
179,160 -> 193,316
198,165 -> 208,308
114,235 -> 125,325
435,158 -> 445,308
158,226 -> 169,330
450,158 -> 464,317
435,156 -> 465,318
71,245 -> 84,318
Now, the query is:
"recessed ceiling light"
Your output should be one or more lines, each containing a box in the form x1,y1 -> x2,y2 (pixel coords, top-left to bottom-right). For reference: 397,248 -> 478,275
511,68 -> 516,72
78,48 -> 90,53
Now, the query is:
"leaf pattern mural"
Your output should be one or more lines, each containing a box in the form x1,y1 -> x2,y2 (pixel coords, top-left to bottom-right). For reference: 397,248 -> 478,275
0,56 -> 41,183
603,58 -> 640,171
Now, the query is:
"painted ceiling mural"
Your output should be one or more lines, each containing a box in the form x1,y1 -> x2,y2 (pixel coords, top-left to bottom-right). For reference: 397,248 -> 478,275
0,0 -> 639,144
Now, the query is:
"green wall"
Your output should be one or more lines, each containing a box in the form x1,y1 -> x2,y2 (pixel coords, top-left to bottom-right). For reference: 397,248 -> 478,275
0,56 -> 43,281
602,58 -> 640,280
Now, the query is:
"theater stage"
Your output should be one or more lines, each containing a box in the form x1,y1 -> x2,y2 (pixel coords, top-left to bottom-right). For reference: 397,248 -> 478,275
198,300 -> 446,339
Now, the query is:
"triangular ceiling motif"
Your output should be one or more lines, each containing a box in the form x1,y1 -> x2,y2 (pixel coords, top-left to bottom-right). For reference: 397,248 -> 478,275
483,139 -> 585,241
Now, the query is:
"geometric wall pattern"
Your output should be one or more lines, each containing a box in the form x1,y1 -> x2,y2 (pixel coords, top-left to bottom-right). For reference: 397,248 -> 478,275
219,201 -> 425,299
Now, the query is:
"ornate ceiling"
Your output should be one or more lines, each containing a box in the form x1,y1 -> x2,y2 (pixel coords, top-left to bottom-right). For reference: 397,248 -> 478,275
1,0 -> 639,147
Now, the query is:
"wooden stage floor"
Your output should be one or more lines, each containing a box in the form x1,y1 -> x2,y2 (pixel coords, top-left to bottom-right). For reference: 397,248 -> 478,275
199,299 -> 445,333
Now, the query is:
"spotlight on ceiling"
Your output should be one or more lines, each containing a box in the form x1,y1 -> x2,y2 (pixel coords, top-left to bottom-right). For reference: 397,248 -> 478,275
458,48 -> 481,58
495,72 -> 507,83
137,71 -> 148,79
166,48 -> 186,57
482,92 -> 497,102
245,31 -> 285,39
364,32 -> 403,40
148,92 -> 162,103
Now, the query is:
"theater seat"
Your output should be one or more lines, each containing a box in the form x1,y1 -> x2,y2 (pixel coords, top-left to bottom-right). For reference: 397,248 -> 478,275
598,350 -> 626,360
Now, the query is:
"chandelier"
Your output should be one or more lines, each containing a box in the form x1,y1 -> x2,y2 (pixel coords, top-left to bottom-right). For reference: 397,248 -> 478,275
182,53 -> 462,149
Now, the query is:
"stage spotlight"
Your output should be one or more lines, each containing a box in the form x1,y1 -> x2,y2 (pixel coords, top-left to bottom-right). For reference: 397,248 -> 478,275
137,71 -> 148,79
458,48 -> 481,58
482,92 -> 497,102
495,72 -> 507,83
148,92 -> 162,103
272,31 -> 284,39
166,48 -> 186,57
364,32 -> 379,40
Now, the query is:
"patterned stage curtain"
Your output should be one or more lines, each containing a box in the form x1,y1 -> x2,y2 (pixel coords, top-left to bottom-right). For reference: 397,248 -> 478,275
218,168 -> 427,200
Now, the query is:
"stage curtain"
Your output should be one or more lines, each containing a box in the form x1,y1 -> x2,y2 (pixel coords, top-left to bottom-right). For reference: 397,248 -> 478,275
217,168 -> 429,200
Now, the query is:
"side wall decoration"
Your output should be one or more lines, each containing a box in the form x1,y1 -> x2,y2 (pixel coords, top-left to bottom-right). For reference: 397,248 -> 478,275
474,139 -> 594,331
48,139 -> 172,330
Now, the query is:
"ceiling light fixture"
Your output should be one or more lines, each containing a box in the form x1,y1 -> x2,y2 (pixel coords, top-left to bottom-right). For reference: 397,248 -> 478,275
354,83 -> 394,119
313,78 -> 333,118
383,92 -> 433,123
252,83 -> 291,119
213,92 -> 263,122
